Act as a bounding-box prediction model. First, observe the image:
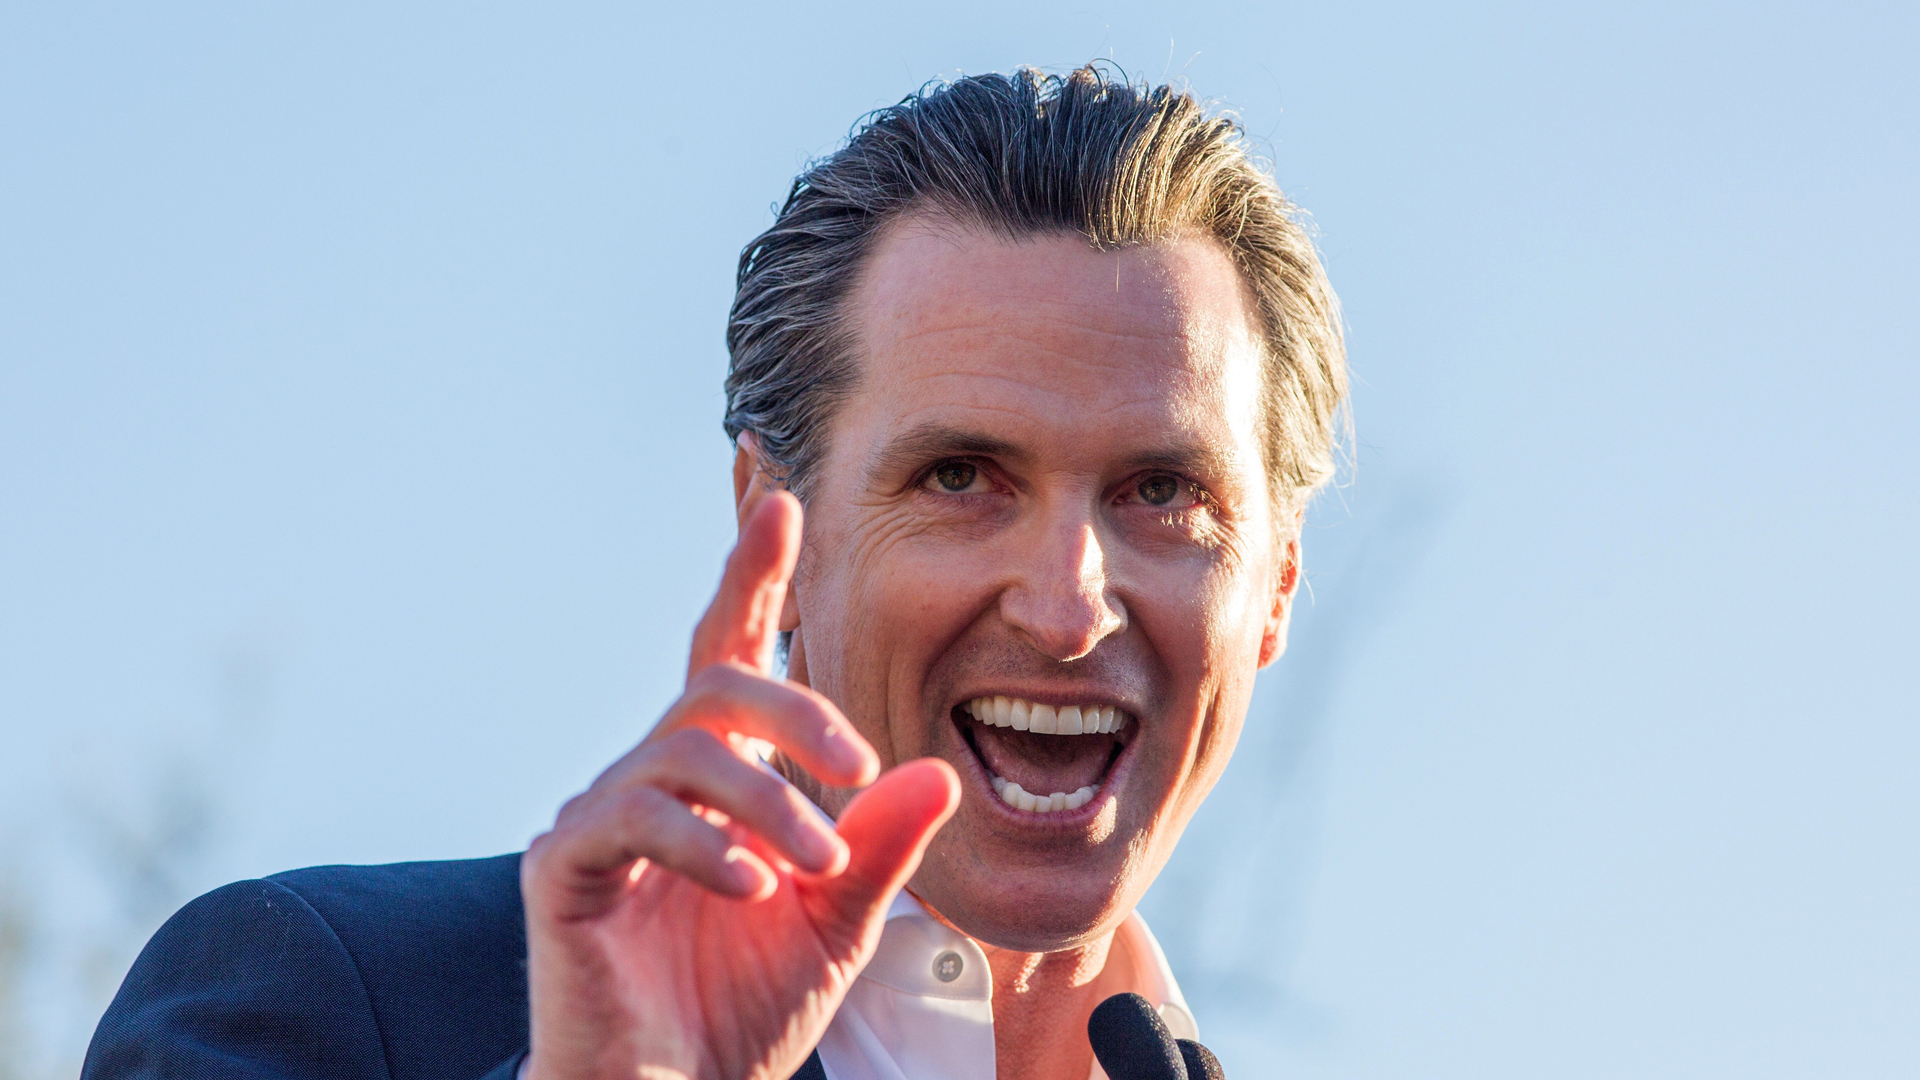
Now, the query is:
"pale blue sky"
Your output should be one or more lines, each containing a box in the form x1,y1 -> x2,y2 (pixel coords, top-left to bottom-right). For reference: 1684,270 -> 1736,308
3,2 -> 1916,1076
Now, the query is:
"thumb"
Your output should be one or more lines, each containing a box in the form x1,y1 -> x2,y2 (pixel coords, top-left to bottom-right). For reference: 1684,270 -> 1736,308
805,758 -> 960,941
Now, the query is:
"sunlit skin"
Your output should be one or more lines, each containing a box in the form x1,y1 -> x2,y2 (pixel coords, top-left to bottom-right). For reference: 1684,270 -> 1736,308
777,216 -> 1298,1079
521,214 -> 1299,1080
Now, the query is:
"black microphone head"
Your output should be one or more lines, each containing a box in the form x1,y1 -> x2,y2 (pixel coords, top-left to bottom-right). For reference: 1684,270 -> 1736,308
1088,992 -> 1188,1080
1176,1039 -> 1224,1080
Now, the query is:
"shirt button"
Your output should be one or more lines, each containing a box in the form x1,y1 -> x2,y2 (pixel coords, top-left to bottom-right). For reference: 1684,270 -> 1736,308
932,950 -> 964,983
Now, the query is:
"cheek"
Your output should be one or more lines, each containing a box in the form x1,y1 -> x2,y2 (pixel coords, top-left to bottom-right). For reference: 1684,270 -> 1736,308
794,510 -> 993,723
829,513 -> 992,633
1129,555 -> 1267,807
1132,550 -> 1272,678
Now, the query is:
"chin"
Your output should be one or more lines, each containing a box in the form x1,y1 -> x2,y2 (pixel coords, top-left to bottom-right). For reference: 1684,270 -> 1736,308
912,826 -> 1146,953
897,690 -> 1176,951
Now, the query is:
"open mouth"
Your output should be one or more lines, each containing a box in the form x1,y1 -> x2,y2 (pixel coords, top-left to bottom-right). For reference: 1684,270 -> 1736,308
953,696 -> 1134,815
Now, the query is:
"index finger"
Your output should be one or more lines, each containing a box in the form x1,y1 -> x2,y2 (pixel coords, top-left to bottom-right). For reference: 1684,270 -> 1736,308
689,489 -> 802,681
664,662 -> 878,788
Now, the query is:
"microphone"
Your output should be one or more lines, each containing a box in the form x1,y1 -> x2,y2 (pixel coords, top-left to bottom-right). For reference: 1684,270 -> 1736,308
1088,993 -> 1226,1080
1176,1039 -> 1223,1080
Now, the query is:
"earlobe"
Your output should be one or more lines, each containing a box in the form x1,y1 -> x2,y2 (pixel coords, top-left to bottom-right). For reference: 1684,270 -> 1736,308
1256,607 -> 1289,669
1257,535 -> 1302,670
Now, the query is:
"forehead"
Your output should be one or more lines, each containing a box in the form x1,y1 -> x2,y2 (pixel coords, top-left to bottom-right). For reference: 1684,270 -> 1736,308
839,216 -> 1267,459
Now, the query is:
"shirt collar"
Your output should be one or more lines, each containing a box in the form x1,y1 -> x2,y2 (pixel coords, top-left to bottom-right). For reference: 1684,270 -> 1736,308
855,889 -> 995,1000
858,889 -> 1199,1040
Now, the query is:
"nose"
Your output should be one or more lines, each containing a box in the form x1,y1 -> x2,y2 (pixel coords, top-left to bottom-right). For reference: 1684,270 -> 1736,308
998,515 -> 1126,662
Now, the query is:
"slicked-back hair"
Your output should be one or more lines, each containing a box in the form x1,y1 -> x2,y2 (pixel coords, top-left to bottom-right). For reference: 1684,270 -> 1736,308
724,65 -> 1347,518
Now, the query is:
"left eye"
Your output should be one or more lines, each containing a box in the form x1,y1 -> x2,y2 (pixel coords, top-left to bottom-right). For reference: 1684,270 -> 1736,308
1137,474 -> 1187,506
929,461 -> 980,492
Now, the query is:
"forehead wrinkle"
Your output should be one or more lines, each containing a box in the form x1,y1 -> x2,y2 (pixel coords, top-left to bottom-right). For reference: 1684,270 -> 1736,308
859,363 -> 1247,472
866,331 -> 1223,417
882,366 -> 1183,415
865,297 -> 1253,403
842,223 -> 1272,493
873,303 -> 1203,359
860,235 -> 1262,358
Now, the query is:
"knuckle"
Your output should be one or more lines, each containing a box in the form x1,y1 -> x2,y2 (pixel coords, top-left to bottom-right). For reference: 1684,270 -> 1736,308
684,662 -> 738,698
650,688 -> 723,742
599,791 -> 679,858
553,792 -> 592,827
648,727 -> 726,774
619,784 -> 678,822
743,773 -> 793,822
708,660 -> 764,694
679,665 -> 792,732
682,665 -> 716,697
676,680 -> 727,719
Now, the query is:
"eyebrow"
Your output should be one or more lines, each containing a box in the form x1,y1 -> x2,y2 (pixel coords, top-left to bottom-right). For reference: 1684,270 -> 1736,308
864,423 -> 1244,490
863,424 -> 1027,487
1120,443 -> 1242,480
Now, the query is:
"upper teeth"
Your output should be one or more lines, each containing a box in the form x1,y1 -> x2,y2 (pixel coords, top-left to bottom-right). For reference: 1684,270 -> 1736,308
965,696 -> 1127,735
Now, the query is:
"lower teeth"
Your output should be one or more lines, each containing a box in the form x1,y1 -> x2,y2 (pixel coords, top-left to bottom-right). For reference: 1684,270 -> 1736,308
990,775 -> 1097,813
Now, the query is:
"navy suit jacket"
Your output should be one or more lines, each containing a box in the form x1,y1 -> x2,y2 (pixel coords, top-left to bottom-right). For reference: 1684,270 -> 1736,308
82,854 -> 827,1080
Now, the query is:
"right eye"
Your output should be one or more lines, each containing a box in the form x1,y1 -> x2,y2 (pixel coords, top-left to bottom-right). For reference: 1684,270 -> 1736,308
925,460 -> 985,494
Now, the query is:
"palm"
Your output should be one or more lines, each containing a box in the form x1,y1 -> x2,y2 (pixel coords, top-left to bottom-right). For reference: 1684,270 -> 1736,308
592,859 -> 870,1079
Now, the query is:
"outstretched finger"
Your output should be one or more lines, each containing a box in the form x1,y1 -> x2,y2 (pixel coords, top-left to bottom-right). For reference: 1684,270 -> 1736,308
631,728 -> 849,876
527,786 -> 774,923
689,490 -> 802,680
805,758 -> 961,939
663,662 -> 878,788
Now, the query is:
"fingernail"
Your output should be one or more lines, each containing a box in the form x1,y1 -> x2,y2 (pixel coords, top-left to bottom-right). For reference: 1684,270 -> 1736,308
820,725 -> 875,779
793,822 -> 845,874
723,846 -> 766,894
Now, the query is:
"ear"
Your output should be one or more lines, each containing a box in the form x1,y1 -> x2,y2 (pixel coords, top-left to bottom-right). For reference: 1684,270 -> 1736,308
733,433 -> 803,633
1256,516 -> 1304,669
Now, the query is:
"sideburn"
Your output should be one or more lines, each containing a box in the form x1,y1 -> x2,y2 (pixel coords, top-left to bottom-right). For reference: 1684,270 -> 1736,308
770,628 -> 841,818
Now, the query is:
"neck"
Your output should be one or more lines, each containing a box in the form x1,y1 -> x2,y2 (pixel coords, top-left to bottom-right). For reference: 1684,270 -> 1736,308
982,930 -> 1128,1080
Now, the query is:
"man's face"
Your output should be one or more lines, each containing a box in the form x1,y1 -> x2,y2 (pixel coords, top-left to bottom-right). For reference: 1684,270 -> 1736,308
786,215 -> 1296,952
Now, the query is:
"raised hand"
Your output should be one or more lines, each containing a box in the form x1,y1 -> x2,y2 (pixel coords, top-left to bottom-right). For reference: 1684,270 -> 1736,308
521,491 -> 961,1080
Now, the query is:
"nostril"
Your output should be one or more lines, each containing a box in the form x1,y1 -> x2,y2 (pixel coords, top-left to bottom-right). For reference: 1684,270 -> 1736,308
997,585 -> 1123,663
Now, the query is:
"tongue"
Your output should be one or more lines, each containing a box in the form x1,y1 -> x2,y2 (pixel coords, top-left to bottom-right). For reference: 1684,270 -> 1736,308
971,723 -> 1114,795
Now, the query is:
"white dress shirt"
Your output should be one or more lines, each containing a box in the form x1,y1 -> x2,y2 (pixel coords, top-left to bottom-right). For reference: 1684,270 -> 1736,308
815,890 -> 1197,1080
517,890 -> 1195,1080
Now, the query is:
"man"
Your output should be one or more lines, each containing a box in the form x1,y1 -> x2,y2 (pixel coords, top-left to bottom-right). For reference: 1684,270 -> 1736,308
83,66 -> 1346,1080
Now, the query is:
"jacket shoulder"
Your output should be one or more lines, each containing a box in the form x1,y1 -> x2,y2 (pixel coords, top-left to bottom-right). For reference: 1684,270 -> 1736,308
265,851 -> 525,953
84,854 -> 528,1080
267,854 -> 529,1080
83,876 -> 391,1079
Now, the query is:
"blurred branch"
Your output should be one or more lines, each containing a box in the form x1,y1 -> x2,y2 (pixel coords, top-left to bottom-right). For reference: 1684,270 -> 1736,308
0,638 -> 276,1076
66,760 -> 218,932
0,875 -> 31,1080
